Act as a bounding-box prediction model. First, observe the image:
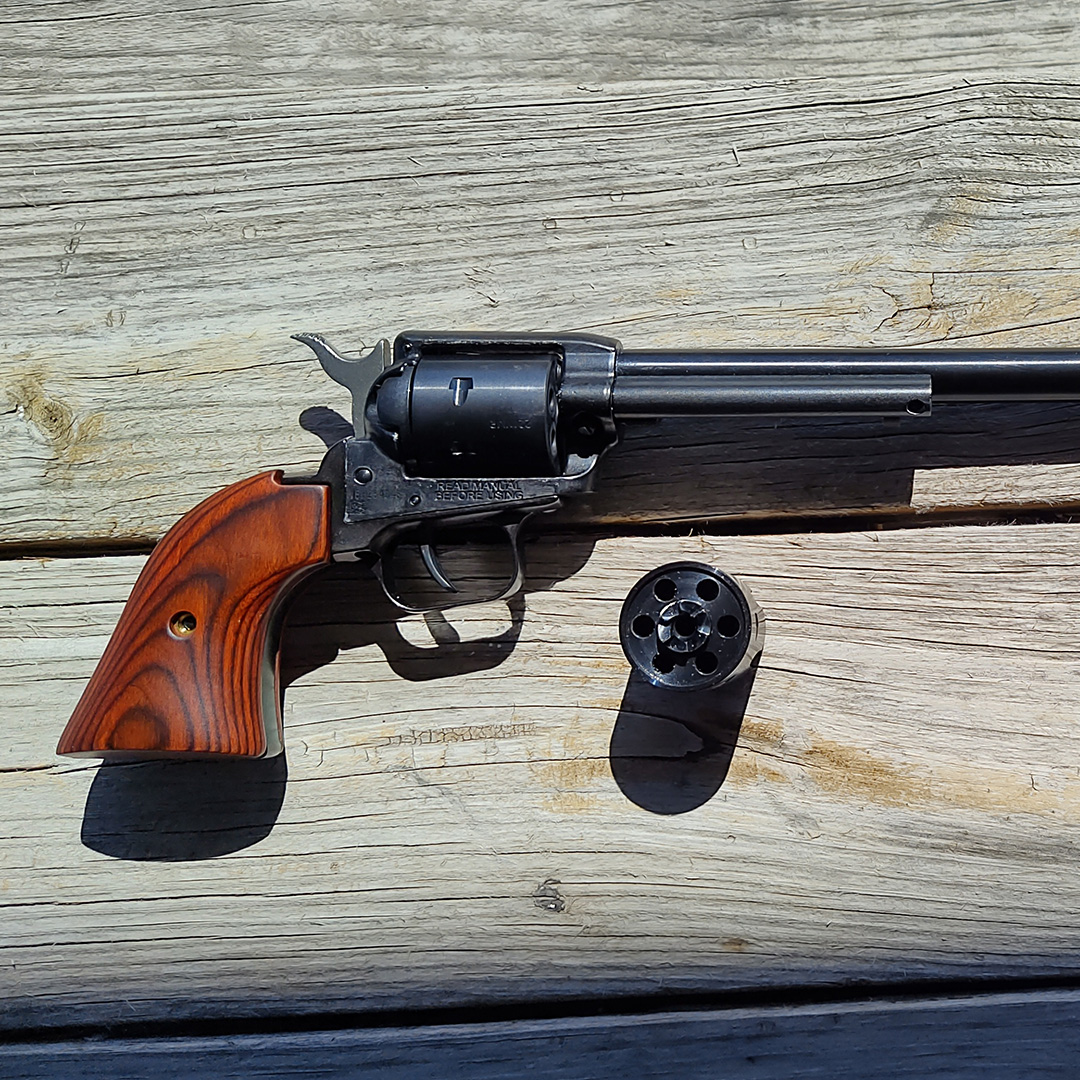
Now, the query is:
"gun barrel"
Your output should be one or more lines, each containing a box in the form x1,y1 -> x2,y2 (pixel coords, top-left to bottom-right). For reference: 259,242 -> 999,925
617,349 -> 1080,403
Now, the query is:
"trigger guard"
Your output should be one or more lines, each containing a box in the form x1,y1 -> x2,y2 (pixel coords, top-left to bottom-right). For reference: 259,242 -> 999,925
374,519 -> 530,614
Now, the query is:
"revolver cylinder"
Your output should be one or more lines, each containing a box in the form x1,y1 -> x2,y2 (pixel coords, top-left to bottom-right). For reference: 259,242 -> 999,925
373,353 -> 562,478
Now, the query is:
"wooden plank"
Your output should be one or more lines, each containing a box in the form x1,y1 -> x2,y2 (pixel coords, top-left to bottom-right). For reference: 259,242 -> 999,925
5,0 -> 1079,94
6,72 -> 1080,542
9,990 -> 1080,1079
5,524 -> 1080,1030
7,0 -> 1080,1049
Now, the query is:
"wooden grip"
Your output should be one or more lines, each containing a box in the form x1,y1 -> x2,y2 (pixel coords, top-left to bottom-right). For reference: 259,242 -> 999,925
57,472 -> 332,759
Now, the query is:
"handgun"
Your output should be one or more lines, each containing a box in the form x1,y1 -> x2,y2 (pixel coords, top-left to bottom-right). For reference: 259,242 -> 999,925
56,331 -> 1080,759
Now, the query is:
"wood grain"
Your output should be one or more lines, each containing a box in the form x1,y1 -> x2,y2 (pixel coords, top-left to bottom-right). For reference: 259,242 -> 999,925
6,0 -> 1079,95
6,524 -> 1080,1030
8,991 -> 1080,1079
6,0 -> 1080,1055
6,73 -> 1080,543
56,472 -> 331,759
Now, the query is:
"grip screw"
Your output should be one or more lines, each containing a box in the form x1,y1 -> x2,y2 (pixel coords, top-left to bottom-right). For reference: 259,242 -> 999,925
168,611 -> 198,638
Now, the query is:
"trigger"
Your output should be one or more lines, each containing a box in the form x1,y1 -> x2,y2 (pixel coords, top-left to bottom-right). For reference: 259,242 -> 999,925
420,543 -> 458,593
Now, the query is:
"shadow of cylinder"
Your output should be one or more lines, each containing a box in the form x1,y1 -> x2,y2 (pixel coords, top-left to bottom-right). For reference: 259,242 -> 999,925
609,660 -> 759,814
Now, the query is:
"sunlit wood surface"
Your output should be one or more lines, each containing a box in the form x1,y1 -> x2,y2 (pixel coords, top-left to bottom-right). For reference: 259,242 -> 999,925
3,0 -> 1080,1073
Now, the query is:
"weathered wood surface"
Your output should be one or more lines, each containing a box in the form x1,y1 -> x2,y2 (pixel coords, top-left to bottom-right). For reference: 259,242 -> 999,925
5,526 -> 1080,1031
6,66 -> 1080,541
6,0 -> 1080,1059
8,0 -> 1080,93
9,991 -> 1080,1079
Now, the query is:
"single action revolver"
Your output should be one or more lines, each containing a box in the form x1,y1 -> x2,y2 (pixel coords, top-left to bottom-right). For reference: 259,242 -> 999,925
56,331 -> 1080,758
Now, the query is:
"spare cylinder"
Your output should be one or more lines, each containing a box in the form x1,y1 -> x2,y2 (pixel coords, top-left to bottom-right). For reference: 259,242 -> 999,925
619,562 -> 764,691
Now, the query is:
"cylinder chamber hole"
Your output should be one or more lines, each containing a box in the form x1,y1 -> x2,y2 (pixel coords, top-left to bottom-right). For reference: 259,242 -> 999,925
696,578 -> 720,601
653,577 -> 677,602
695,652 -> 719,674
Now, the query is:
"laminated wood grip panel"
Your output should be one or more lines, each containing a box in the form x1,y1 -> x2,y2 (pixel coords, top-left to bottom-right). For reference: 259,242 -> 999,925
56,472 -> 332,759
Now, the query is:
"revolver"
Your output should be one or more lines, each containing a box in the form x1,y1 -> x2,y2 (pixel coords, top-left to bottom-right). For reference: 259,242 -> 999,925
57,331 -> 1080,759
